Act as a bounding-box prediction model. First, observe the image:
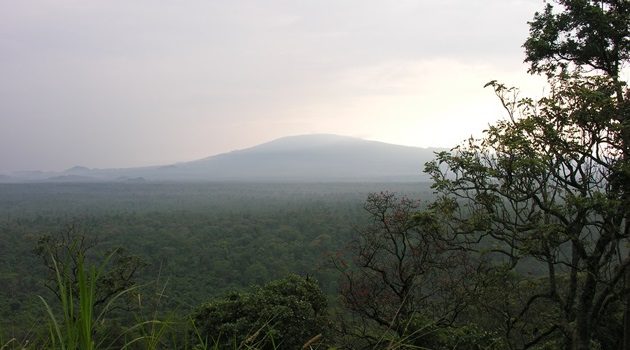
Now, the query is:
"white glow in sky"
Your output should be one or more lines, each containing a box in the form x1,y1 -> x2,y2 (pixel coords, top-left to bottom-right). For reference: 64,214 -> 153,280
0,0 -> 548,171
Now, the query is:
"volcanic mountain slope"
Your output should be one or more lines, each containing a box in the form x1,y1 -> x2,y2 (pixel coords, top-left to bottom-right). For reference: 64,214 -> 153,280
2,134 -> 443,182
174,134 -> 440,181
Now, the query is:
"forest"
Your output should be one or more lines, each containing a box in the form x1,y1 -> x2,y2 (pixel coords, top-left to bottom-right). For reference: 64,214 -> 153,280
0,182 -> 438,348
2,0 -> 630,349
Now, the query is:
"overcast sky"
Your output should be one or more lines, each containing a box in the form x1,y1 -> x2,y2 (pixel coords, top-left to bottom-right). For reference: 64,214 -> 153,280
0,0 -> 548,172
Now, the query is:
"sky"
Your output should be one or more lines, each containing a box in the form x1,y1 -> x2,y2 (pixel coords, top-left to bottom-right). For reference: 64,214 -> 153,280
0,0 -> 548,172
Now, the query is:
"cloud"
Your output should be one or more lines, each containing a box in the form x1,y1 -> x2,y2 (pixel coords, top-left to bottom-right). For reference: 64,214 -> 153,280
0,0 -> 545,171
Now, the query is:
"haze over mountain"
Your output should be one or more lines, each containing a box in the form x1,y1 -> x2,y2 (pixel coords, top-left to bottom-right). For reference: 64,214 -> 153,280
1,134 -> 443,182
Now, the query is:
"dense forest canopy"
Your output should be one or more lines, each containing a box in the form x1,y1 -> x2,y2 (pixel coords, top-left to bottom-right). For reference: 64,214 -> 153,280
0,182 -> 433,347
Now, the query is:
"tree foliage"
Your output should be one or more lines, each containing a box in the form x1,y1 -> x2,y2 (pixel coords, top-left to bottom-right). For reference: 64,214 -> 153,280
426,72 -> 629,349
524,0 -> 630,78
420,1 -> 630,348
192,274 -> 328,349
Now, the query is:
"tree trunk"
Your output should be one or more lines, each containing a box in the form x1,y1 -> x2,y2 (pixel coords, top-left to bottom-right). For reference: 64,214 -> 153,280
574,318 -> 591,350
616,72 -> 629,350
622,268 -> 630,350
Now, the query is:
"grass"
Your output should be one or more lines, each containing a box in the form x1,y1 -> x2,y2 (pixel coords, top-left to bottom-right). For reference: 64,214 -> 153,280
38,250 -> 143,350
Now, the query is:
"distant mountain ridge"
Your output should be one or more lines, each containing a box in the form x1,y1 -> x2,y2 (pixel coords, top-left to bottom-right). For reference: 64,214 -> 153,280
1,134 -> 444,182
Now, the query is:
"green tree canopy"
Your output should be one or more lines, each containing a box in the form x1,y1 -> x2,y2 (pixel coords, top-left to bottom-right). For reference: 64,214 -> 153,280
524,0 -> 630,78
192,274 -> 328,349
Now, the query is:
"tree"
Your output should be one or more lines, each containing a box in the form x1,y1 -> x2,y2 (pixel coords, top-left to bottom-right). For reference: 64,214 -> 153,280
524,0 -> 629,80
525,4 -> 630,347
192,274 -> 328,349
421,1 -> 629,348
426,74 -> 628,349
34,224 -> 145,316
527,1 -> 630,348
334,192 -> 479,348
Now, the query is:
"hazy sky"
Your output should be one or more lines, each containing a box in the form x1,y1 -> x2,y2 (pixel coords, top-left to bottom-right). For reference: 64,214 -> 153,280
1,0 -> 548,172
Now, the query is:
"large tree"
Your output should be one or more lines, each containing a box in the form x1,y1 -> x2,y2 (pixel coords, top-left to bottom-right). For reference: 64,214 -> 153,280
422,1 -> 629,349
334,192 -> 489,349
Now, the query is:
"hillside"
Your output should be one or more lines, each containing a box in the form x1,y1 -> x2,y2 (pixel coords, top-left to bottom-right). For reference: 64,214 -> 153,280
1,134 -> 442,182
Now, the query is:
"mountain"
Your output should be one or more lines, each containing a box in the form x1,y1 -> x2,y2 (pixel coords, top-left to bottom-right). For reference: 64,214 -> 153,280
174,134 -> 439,181
3,134 -> 444,182
64,166 -> 92,174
